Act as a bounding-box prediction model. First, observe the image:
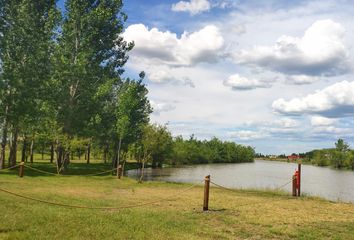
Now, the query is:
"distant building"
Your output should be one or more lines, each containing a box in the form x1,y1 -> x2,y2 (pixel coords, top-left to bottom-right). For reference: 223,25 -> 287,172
287,155 -> 302,161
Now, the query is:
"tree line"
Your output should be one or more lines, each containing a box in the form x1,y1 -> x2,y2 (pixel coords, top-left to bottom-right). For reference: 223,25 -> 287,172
261,139 -> 354,170
0,0 -> 255,172
305,139 -> 354,170
128,124 -> 255,168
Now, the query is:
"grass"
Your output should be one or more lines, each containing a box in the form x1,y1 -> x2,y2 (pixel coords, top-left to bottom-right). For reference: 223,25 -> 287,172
0,161 -> 354,240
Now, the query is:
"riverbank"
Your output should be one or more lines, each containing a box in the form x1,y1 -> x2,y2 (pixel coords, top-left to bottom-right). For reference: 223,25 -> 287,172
0,168 -> 353,239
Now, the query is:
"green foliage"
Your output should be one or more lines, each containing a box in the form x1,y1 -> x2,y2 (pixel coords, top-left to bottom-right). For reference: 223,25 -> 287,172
171,135 -> 255,165
116,78 -> 152,146
140,124 -> 173,167
306,139 -> 354,170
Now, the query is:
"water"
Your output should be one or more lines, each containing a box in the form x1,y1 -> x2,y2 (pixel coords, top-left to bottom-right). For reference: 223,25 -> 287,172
126,160 -> 354,203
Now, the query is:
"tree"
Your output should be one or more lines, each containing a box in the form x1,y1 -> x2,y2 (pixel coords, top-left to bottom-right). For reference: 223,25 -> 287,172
115,77 -> 152,169
51,0 -> 133,170
333,139 -> 350,168
0,0 -> 60,167
139,124 -> 172,182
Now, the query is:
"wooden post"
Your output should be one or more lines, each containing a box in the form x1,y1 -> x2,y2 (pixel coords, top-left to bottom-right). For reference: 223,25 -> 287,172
203,175 -> 210,211
297,163 -> 301,197
292,175 -> 297,197
117,164 -> 122,179
19,162 -> 24,178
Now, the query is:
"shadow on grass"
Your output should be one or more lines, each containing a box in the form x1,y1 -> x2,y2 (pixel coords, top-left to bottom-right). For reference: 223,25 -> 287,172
0,162 -> 140,177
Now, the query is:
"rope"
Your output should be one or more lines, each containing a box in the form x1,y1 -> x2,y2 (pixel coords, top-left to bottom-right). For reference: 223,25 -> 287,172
0,182 -> 200,210
81,168 -> 115,176
24,165 -> 61,176
274,179 -> 293,190
210,178 -> 293,192
210,181 -> 238,193
0,164 -> 19,171
24,165 -> 115,177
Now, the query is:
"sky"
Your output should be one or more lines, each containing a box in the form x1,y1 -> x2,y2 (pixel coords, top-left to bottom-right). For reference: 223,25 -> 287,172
59,0 -> 354,154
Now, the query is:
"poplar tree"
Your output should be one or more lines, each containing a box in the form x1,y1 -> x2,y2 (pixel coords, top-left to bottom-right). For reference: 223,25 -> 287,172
52,0 -> 133,170
0,0 -> 60,167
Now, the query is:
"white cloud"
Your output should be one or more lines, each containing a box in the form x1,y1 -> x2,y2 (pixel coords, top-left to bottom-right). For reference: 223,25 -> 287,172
231,24 -> 246,35
237,19 -> 350,76
272,81 -> 354,117
223,74 -> 271,90
311,116 -> 337,126
151,101 -> 176,115
273,118 -> 299,128
286,75 -> 320,85
227,130 -> 269,140
172,0 -> 211,15
123,24 -> 224,67
312,126 -> 353,135
148,67 -> 195,87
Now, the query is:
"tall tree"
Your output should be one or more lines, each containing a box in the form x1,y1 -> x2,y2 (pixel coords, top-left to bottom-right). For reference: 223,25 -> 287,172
52,0 -> 133,170
0,0 -> 60,167
115,76 -> 152,168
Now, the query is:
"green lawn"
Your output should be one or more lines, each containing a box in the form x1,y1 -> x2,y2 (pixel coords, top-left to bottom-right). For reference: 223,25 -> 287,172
0,162 -> 353,240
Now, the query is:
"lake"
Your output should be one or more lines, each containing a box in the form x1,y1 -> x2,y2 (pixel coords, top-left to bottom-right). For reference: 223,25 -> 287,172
126,160 -> 354,203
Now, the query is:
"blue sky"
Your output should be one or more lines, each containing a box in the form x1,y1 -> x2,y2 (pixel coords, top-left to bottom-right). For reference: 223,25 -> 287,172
58,0 -> 354,154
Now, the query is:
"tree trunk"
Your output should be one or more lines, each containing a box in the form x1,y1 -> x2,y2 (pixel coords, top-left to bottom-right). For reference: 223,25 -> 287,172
103,143 -> 108,164
116,137 -> 122,178
0,117 -> 8,169
86,143 -> 91,164
30,138 -> 34,163
50,142 -> 54,163
57,143 -> 63,172
63,151 -> 69,172
139,161 -> 145,183
117,137 -> 122,167
21,135 -> 27,162
8,128 -> 18,167
112,142 -> 118,170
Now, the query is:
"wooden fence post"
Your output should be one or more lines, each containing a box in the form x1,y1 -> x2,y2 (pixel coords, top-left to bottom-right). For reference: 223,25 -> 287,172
292,175 -> 297,197
19,162 -> 24,178
297,163 -> 301,197
203,175 -> 210,211
117,165 -> 122,179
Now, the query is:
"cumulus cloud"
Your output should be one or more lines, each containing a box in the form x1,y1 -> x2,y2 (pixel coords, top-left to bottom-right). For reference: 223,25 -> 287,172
272,81 -> 354,117
286,75 -> 320,85
227,130 -> 269,140
148,67 -> 195,87
273,118 -> 299,128
223,74 -> 272,90
310,116 -> 337,126
312,126 -> 353,135
237,19 -> 350,76
151,101 -> 176,115
172,0 -> 211,15
123,24 -> 224,67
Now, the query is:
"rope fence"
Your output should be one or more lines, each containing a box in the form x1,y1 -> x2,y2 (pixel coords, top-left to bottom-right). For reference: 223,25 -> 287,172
1,164 -> 303,211
0,164 -> 19,171
0,163 -> 116,177
0,181 -> 201,210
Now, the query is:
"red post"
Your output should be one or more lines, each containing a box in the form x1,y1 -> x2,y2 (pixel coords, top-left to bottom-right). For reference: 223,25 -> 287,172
297,163 -> 301,197
203,175 -> 210,211
292,175 -> 297,196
